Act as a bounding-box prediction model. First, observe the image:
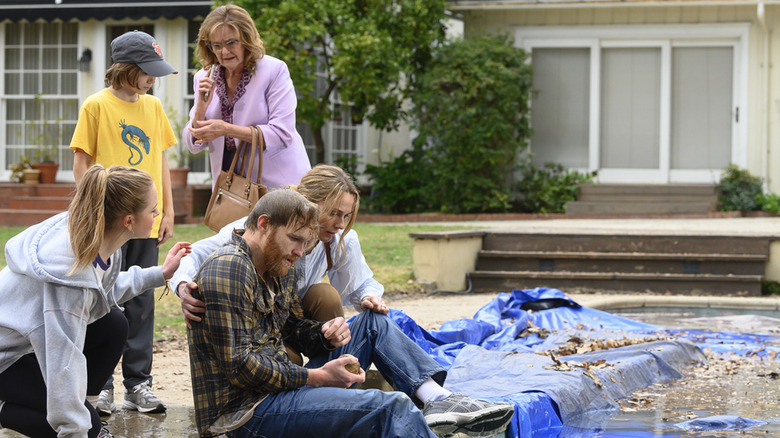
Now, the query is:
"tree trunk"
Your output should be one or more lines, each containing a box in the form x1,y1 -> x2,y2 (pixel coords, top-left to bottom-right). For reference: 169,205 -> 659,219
313,124 -> 326,164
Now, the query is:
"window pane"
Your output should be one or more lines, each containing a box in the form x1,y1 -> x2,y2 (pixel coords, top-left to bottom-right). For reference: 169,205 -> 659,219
43,23 -> 59,44
62,48 -> 77,70
43,73 -> 58,94
6,124 -> 23,146
530,48 -> 590,168
6,23 -> 21,44
62,23 -> 78,44
7,100 -> 22,120
43,100 -> 59,119
23,73 -> 39,94
63,99 -> 79,120
600,47 -> 661,169
5,48 -> 20,70
671,47 -> 732,169
5,73 -> 20,95
61,73 -> 77,94
63,123 -> 77,145
26,99 -> 41,119
24,23 -> 39,45
23,48 -> 40,69
43,48 -> 59,69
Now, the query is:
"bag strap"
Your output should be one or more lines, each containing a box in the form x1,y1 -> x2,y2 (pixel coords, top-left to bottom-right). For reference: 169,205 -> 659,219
233,126 -> 265,184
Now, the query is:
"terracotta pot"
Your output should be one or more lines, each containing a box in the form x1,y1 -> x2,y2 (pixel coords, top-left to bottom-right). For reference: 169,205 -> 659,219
169,167 -> 190,188
22,168 -> 41,185
32,162 -> 59,184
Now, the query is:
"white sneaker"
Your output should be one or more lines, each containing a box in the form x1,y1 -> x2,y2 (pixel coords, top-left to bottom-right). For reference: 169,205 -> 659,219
96,388 -> 116,416
122,382 -> 166,413
423,393 -> 514,437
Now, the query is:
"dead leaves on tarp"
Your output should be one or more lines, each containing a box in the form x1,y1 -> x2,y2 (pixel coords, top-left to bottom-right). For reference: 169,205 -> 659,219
533,333 -> 672,388
545,333 -> 672,357
541,353 -> 612,388
517,319 -> 551,339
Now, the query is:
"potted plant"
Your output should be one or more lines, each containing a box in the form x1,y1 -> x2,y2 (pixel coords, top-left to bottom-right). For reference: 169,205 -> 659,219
25,95 -> 64,184
10,156 -> 40,184
167,144 -> 191,189
33,140 -> 60,184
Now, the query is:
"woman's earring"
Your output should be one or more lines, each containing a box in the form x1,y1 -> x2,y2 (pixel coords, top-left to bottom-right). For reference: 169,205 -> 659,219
127,228 -> 135,238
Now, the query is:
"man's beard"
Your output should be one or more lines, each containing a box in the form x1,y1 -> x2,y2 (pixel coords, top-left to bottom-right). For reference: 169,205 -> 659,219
264,230 -> 293,277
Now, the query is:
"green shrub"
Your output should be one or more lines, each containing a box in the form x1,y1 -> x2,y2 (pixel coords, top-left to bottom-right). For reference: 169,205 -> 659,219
759,192 -> 780,214
407,34 -> 532,213
718,164 -> 764,212
364,148 -> 431,214
761,280 -> 780,296
515,162 -> 597,213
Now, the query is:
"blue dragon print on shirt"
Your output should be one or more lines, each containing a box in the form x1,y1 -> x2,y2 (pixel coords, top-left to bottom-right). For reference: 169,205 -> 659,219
118,120 -> 151,165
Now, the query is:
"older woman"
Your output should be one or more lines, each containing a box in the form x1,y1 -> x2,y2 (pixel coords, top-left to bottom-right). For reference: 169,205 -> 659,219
183,4 -> 310,189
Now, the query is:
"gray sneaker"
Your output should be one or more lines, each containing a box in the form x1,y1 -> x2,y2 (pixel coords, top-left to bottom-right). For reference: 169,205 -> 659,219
96,388 -> 116,416
122,382 -> 166,414
422,393 -> 514,438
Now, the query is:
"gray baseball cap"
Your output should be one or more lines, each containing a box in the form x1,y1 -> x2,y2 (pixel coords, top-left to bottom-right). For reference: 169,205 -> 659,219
111,31 -> 178,77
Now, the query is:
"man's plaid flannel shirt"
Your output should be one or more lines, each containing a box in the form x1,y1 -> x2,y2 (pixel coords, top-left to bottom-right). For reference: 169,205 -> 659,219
188,231 -> 333,437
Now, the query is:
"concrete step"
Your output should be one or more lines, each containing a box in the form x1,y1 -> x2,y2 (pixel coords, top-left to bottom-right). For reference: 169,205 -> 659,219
565,201 -> 716,215
578,183 -> 719,197
9,196 -> 72,211
469,270 -> 762,296
477,250 -> 766,276
569,184 -> 719,215
576,194 -> 717,202
482,232 -> 769,256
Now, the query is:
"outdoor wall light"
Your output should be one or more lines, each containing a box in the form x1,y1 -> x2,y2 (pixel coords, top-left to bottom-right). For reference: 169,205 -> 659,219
78,49 -> 92,73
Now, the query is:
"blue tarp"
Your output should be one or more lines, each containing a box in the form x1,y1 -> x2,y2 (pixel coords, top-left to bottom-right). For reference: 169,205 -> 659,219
379,287 -> 778,437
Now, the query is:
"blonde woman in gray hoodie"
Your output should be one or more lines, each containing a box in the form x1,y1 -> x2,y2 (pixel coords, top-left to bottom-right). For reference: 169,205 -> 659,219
0,165 -> 190,438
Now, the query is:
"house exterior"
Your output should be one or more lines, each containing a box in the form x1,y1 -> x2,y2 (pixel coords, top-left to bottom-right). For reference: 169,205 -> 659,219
450,0 -> 780,192
0,0 -> 410,184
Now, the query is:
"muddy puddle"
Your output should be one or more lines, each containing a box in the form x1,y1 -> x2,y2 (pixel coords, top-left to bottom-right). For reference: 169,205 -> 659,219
598,309 -> 780,438
0,406 -> 198,438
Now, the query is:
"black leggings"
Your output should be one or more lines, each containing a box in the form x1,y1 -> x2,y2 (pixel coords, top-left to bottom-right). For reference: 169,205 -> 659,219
0,307 -> 128,438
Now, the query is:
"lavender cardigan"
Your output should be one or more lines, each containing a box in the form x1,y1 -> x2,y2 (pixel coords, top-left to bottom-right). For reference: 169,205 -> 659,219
183,55 -> 311,189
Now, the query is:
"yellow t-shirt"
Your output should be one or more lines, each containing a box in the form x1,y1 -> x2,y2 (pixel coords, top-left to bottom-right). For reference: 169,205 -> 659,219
70,88 -> 176,238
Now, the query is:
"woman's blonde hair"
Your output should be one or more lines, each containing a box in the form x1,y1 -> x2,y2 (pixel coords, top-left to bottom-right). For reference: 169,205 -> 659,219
68,165 -> 154,274
105,63 -> 145,90
196,4 -> 265,75
296,165 -> 360,264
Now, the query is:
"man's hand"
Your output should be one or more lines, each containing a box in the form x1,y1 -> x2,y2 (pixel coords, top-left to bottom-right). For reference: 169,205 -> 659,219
178,281 -> 206,329
321,317 -> 350,347
360,296 -> 389,315
306,356 -> 365,388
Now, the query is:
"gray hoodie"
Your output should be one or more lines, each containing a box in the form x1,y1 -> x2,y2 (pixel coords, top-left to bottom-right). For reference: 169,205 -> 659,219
0,212 -> 165,437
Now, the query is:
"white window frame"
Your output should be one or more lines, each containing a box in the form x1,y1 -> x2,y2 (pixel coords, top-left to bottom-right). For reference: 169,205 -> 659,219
1,20 -> 80,180
518,23 -> 749,184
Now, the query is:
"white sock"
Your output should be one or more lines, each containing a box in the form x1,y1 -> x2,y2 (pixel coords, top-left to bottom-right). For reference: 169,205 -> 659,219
414,378 -> 451,404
